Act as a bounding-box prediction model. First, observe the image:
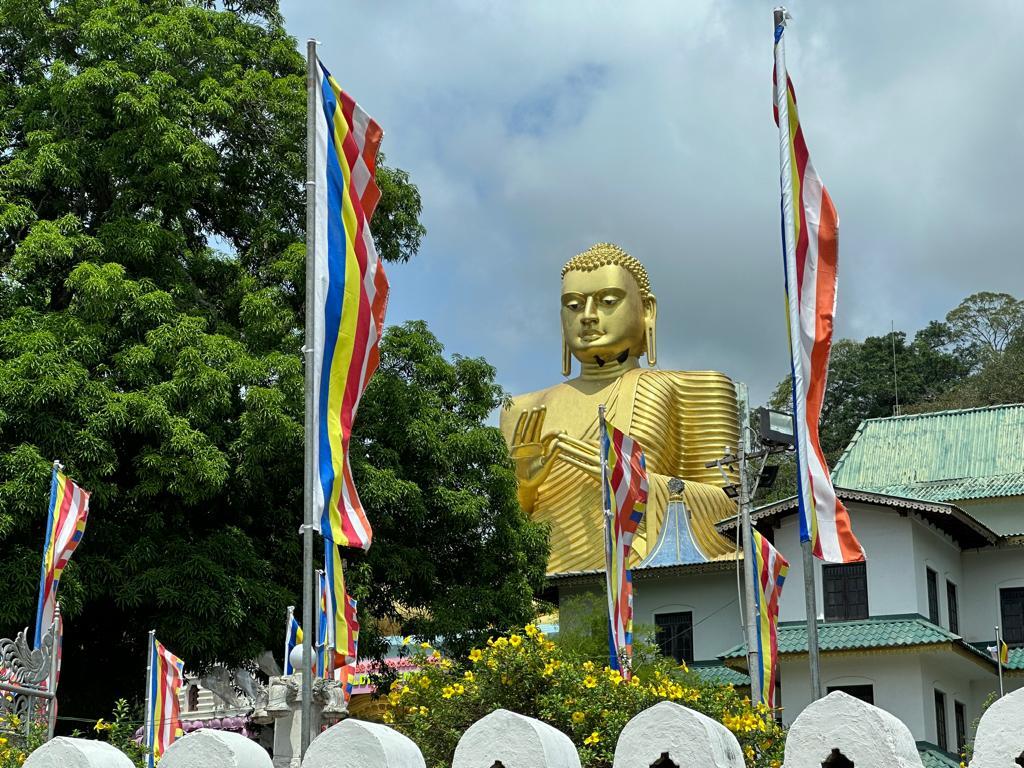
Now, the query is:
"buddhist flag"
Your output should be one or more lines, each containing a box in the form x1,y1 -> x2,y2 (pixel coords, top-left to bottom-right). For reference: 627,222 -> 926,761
283,607 -> 303,675
601,416 -> 648,679
34,466 -> 90,648
773,16 -> 864,564
144,633 -> 184,767
324,540 -> 359,668
752,531 -> 789,707
311,59 -> 388,553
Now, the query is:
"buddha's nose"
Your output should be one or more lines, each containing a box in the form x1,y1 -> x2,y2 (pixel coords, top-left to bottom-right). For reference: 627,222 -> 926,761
582,296 -> 599,324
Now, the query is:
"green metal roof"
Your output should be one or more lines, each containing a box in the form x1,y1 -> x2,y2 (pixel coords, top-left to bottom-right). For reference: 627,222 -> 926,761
720,616 -> 988,661
687,663 -> 750,687
917,742 -> 961,768
832,404 -> 1024,502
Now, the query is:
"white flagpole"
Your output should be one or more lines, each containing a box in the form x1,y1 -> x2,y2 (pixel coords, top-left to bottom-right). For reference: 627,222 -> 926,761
144,629 -> 155,768
599,404 -> 617,671
284,605 -> 296,674
301,37 -> 319,755
996,624 -> 1005,697
46,603 -> 61,739
774,5 -> 823,702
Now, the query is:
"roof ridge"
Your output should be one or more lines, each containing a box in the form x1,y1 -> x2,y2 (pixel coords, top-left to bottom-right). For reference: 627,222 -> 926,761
858,401 -> 1024,424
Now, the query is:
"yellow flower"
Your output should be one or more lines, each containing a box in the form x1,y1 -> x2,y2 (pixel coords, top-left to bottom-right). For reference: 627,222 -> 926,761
542,662 -> 555,677
418,676 -> 431,688
402,635 -> 413,646
453,683 -> 465,695
420,641 -> 432,649
469,649 -> 483,663
582,661 -> 595,672
583,731 -> 601,745
583,675 -> 597,689
525,624 -> 539,637
382,711 -> 395,723
745,746 -> 755,760
571,710 -> 585,724
464,670 -> 475,681
93,719 -> 111,733
509,634 -> 522,648
493,637 -> 508,649
431,650 -> 441,660
419,706 -> 429,716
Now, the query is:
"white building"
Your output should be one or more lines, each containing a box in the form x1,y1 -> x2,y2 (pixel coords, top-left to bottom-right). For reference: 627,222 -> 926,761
553,403 -> 1024,763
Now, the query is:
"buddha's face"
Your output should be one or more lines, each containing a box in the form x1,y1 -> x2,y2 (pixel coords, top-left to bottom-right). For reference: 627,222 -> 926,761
561,264 -> 648,365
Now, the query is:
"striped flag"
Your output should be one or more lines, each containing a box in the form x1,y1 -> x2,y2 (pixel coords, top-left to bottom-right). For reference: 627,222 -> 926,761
311,60 -> 388,553
751,531 -> 789,707
317,570 -> 330,678
145,634 -> 184,767
773,18 -> 864,564
34,467 -> 90,648
324,541 -> 359,670
283,607 -> 303,675
601,417 -> 648,679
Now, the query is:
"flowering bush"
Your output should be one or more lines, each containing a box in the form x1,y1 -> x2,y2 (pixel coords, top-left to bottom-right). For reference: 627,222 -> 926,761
0,713 -> 44,767
383,625 -> 785,768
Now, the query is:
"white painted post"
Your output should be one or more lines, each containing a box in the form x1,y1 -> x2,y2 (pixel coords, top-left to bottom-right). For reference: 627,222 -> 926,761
784,691 -> 924,768
969,684 -> 1024,768
159,729 -> 273,768
612,700 -> 744,768
452,709 -> 580,768
302,719 -> 425,768
23,737 -> 135,768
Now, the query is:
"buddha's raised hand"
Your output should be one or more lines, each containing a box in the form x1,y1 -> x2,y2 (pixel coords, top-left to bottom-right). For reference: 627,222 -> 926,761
509,407 -> 562,490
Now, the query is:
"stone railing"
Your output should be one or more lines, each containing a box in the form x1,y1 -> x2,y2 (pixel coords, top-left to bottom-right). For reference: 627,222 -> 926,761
23,686 -> 1024,768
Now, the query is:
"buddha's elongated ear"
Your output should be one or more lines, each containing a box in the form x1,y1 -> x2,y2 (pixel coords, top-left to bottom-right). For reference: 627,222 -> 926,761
644,294 -> 658,367
561,327 -> 572,377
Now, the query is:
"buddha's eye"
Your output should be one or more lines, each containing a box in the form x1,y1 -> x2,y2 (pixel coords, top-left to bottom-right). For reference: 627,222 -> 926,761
564,300 -> 582,311
601,296 -> 619,306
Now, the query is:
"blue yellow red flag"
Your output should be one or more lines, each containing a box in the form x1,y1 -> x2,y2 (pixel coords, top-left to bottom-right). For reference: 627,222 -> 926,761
310,61 -> 387,553
600,417 -> 648,679
751,530 -> 789,707
145,634 -> 184,768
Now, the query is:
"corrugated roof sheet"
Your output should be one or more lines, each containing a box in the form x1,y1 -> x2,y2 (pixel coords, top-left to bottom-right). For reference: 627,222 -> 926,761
720,616 -> 990,662
833,404 -> 1024,501
917,743 -> 961,768
688,664 -> 750,687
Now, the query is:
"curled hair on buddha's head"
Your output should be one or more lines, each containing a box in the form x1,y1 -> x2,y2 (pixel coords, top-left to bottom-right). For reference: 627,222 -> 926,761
561,243 -> 653,300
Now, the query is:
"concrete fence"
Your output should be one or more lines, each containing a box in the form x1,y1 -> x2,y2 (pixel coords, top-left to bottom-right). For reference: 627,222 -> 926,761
25,685 -> 1024,768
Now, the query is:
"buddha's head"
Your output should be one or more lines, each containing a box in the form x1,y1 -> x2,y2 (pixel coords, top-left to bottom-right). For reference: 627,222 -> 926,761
560,243 -> 657,376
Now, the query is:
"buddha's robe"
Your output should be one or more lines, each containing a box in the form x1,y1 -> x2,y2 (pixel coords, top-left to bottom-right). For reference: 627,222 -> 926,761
510,370 -> 740,575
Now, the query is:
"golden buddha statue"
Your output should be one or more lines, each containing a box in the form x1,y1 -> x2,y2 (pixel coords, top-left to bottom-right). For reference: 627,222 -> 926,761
499,243 -> 740,575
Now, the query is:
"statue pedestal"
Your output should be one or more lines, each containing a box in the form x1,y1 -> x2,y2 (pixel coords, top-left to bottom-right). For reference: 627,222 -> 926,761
262,673 -> 348,767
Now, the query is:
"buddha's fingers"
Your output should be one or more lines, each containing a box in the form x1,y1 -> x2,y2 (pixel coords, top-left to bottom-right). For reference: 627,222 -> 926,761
555,439 -> 600,467
527,406 -> 546,443
512,409 -> 530,445
560,454 -> 601,478
557,434 -> 600,460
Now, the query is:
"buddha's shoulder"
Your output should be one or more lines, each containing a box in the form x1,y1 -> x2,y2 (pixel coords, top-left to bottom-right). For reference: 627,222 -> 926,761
630,368 -> 737,392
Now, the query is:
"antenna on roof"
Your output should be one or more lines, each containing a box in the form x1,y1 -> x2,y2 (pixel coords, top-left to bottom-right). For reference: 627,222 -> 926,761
891,320 -> 901,417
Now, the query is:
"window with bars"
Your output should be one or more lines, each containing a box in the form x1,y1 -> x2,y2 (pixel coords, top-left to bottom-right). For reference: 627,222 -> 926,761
823,562 -> 869,622
955,700 -> 967,753
654,611 -> 694,664
947,581 -> 960,635
1001,587 -> 1024,646
927,568 -> 940,625
935,689 -> 948,751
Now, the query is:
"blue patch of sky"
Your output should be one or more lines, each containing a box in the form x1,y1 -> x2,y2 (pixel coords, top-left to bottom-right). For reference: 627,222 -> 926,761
505,62 -> 609,138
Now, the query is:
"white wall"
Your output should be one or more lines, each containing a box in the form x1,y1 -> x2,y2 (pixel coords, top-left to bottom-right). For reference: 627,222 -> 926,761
958,496 -> 1024,536
961,547 -> 1024,645
909,516 -> 963,629
632,570 -> 744,662
775,502 -> 918,623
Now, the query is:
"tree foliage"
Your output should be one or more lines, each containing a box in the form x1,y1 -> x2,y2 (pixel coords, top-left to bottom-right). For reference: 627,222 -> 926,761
0,0 -> 535,722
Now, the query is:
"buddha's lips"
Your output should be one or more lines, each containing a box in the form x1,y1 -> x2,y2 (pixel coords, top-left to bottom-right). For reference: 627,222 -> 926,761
580,330 -> 603,341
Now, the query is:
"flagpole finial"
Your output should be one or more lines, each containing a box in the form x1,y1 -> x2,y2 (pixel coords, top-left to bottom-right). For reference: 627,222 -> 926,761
773,7 -> 791,28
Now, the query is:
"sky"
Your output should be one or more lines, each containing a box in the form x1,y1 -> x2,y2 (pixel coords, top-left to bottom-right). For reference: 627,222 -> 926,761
280,0 -> 1024,407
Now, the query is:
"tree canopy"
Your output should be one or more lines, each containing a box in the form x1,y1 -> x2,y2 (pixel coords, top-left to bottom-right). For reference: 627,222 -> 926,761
0,0 -> 544,720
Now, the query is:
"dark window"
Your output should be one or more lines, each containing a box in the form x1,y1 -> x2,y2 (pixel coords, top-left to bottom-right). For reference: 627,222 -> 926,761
650,754 -> 679,768
954,700 -> 967,752
927,568 -> 940,625
655,612 -> 693,664
1001,587 -> 1024,646
826,684 -> 874,705
947,581 -> 960,635
187,684 -> 199,712
823,563 -> 869,621
935,690 -> 948,751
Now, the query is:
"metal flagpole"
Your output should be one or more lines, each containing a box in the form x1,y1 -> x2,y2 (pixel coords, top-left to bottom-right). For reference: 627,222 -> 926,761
144,629 -> 155,768
301,37 -> 319,755
996,624 -> 1005,697
598,404 -> 616,671
737,387 -> 762,704
773,5 -> 823,702
46,603 -> 61,739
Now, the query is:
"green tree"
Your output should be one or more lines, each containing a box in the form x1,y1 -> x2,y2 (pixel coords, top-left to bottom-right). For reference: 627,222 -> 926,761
944,291 -> 1024,362
0,0 -> 541,722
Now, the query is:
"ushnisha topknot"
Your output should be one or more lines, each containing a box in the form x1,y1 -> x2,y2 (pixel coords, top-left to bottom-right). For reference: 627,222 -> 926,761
561,243 -> 652,300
